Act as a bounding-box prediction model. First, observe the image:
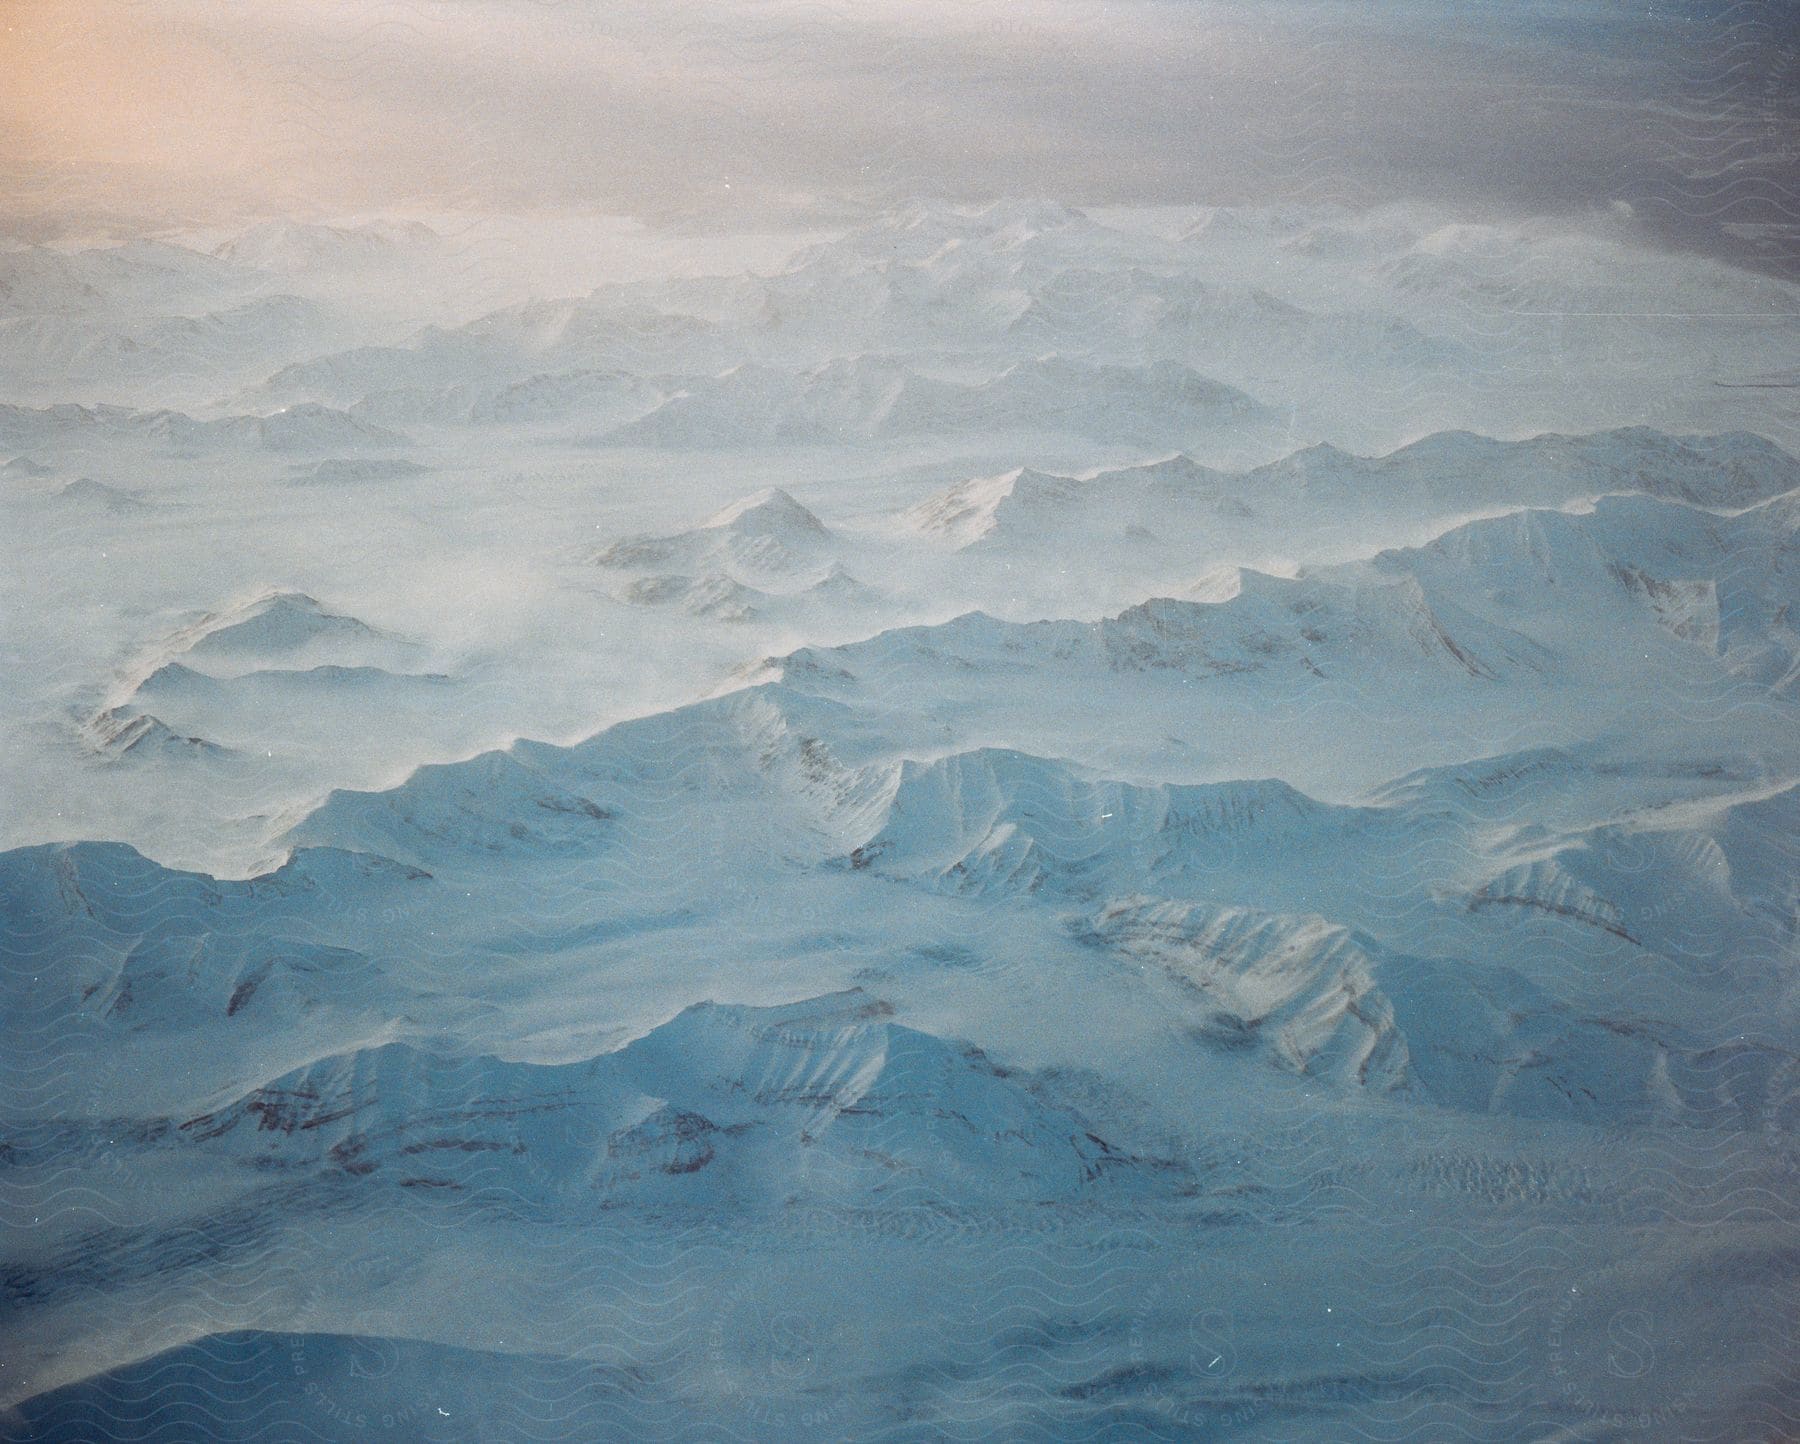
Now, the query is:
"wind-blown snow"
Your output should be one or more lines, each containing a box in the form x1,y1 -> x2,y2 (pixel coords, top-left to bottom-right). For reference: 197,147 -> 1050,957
2,196 -> 1797,1443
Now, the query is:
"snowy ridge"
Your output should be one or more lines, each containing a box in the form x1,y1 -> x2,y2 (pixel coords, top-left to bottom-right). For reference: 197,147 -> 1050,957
159,591 -> 409,674
0,295 -> 356,406
588,487 -> 889,623
287,685 -> 893,868
83,710 -> 237,764
847,749 -> 1349,899
0,239 -> 245,319
157,988 -> 1169,1208
0,401 -> 410,456
51,477 -> 149,513
898,427 -> 1800,562
82,592 -> 445,772
600,354 -> 1278,450
214,219 -> 441,274
1083,896 -> 1795,1126
594,487 -> 835,577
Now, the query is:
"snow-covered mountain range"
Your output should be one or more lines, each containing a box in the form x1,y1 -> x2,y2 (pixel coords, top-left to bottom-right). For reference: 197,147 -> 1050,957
3,198 -> 1797,1442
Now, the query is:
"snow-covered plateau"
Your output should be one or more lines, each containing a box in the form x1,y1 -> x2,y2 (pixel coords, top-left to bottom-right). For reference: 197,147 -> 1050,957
3,199 -> 1798,1442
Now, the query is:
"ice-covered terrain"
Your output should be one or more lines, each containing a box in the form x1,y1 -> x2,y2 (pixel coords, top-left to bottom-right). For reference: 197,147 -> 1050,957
4,197 -> 1799,1442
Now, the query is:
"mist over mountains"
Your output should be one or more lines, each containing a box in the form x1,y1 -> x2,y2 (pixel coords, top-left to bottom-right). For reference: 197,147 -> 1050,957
4,70 -> 1799,1444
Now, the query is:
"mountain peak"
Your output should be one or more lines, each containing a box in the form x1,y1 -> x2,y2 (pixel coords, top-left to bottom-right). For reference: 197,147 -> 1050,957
704,486 -> 827,535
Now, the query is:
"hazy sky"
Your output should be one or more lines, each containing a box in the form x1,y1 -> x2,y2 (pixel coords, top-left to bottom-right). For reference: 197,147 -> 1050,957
5,0 -> 1797,270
